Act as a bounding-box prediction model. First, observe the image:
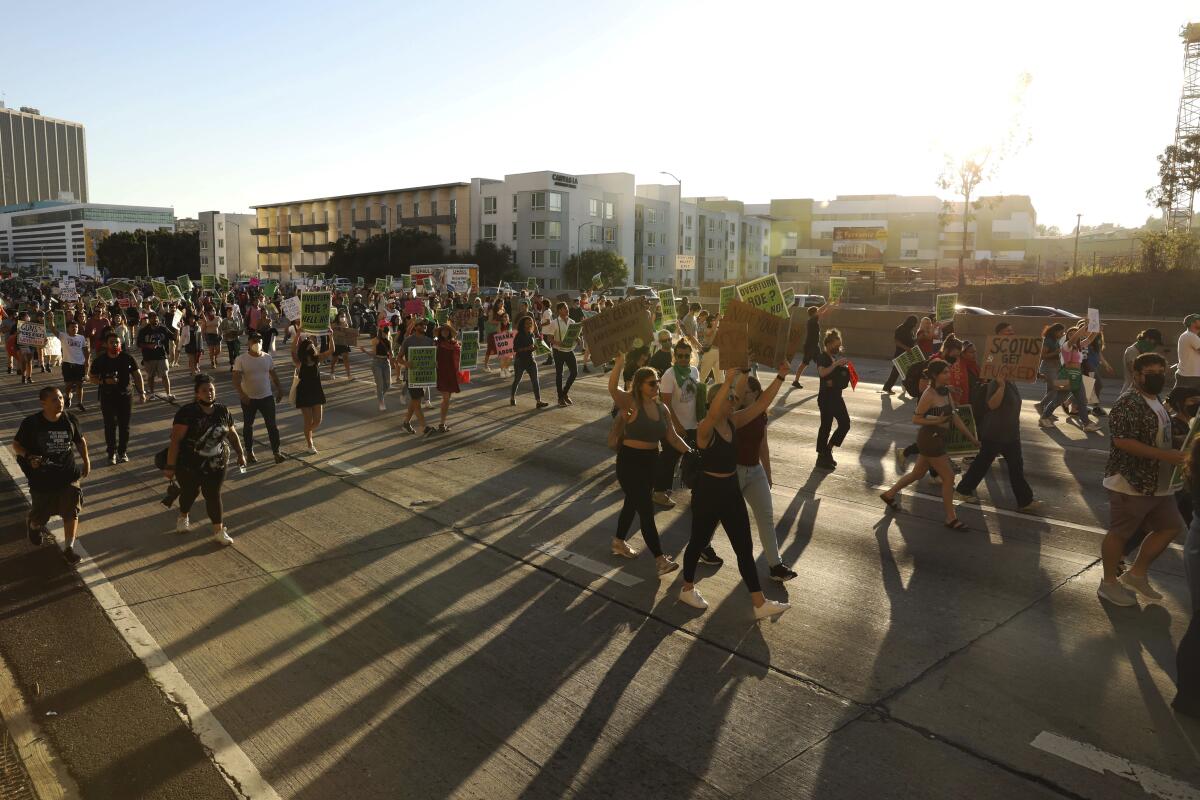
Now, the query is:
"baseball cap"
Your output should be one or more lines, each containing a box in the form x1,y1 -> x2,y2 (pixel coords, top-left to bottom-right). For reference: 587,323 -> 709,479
247,331 -> 263,341
1186,314 -> 1200,328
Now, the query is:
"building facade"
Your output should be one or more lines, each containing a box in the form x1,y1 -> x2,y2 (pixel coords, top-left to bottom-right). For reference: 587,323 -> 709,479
0,105 -> 88,207
252,183 -> 471,279
0,201 -> 174,276
198,211 -> 257,279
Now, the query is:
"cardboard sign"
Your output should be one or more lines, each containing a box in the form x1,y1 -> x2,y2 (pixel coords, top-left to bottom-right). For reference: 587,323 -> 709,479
979,335 -> 1042,383
300,291 -> 332,334
332,326 -> 359,348
60,281 -> 78,302
375,277 -> 388,293
944,405 -> 979,456
736,274 -> 788,319
1087,307 -> 1100,334
658,289 -> 677,329
718,285 -> 738,317
460,331 -> 480,369
935,293 -> 957,323
281,296 -> 301,322
723,299 -> 790,367
579,297 -> 655,366
715,322 -> 749,370
404,299 -> 425,316
892,345 -> 925,378
559,322 -> 583,350
493,330 -> 516,359
201,275 -> 215,291
451,309 -> 478,332
782,288 -> 795,309
829,276 -> 847,304
18,322 -> 46,347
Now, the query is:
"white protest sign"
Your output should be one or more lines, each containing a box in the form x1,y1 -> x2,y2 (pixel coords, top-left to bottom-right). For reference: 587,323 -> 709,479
1087,308 -> 1100,334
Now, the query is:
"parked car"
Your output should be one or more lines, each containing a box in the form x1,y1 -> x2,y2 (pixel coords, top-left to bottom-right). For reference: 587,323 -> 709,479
954,305 -> 994,315
800,294 -> 826,307
1003,305 -> 1079,319
332,278 -> 353,291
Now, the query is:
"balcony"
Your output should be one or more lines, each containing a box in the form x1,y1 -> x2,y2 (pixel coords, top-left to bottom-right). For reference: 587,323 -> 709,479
257,245 -> 291,254
290,222 -> 330,233
249,227 -> 270,236
301,242 -> 337,253
352,220 -> 382,231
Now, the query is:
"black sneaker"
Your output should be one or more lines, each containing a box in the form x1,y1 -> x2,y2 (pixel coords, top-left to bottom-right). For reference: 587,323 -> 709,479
423,426 -> 436,436
769,563 -> 798,582
246,452 -> 258,464
698,547 -> 723,566
28,524 -> 48,546
401,422 -> 415,434
536,401 -> 550,409
274,451 -> 286,464
815,454 -> 837,470
62,546 -> 81,565
116,452 -> 129,463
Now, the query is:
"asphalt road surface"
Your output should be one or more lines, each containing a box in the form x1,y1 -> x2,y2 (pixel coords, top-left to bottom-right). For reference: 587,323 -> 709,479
0,348 -> 1196,799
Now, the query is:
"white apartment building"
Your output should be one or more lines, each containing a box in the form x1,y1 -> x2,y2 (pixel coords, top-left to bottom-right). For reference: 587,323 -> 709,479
472,171 -> 636,290
198,210 -> 256,279
0,200 -> 174,276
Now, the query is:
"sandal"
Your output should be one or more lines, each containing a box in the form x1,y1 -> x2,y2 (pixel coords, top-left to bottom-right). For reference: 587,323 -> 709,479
944,518 -> 969,531
879,492 -> 900,512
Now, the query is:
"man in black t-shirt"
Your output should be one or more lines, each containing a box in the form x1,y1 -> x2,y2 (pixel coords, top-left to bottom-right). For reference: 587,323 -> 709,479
137,311 -> 177,401
882,315 -> 919,395
12,386 -> 91,565
89,332 -> 147,464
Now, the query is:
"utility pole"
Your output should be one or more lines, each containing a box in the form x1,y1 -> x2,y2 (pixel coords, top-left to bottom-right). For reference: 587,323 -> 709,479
1072,213 -> 1082,276
660,171 -> 683,289
144,233 -> 150,278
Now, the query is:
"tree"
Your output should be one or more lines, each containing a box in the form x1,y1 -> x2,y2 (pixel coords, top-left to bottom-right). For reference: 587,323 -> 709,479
325,228 -> 451,279
472,240 -> 521,285
1035,224 -> 1062,237
1134,229 -> 1200,272
564,250 -> 628,290
97,230 -> 199,278
1146,134 -> 1200,231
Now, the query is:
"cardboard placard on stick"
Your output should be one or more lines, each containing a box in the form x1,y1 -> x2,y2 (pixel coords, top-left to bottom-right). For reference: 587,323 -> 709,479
493,330 -> 516,359
451,309 -> 478,332
719,285 -> 738,317
979,335 -> 1043,382
300,292 -> 332,334
460,331 -> 480,369
281,296 -> 301,322
723,299 -> 790,367
332,326 -> 359,348
715,322 -> 749,370
935,293 -> 957,323
579,297 -> 655,366
736,274 -> 789,319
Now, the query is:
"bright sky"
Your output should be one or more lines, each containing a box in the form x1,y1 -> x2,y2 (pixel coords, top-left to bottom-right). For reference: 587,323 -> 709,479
4,1 -> 1193,231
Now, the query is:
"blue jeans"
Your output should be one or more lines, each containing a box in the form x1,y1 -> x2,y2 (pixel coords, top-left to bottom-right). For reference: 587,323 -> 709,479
371,358 -> 391,402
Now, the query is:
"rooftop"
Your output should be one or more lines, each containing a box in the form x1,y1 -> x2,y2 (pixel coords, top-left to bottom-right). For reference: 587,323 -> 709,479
253,182 -> 471,209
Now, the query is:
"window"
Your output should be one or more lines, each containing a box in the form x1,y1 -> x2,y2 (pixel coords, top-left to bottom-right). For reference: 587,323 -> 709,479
604,227 -> 615,244
431,200 -> 438,216
483,196 -> 497,215
201,255 -> 209,266
201,223 -> 208,233
201,239 -> 208,250
548,192 -> 562,212
604,201 -> 614,220
450,199 -> 457,217
902,249 -> 919,258
707,219 -> 714,232
548,250 -> 560,269
708,238 -> 715,250
648,208 -> 657,224
512,222 -> 518,239
548,221 -> 561,240
644,255 -> 652,267
531,221 -> 546,240
218,238 -> 224,249
590,226 -> 601,243
450,226 -> 457,246
532,192 -> 546,211
218,222 -> 224,231
685,235 -> 692,249
531,250 -> 546,269
659,255 -> 666,268
219,256 -> 225,266
483,223 -> 497,242
512,194 -> 518,212
686,215 -> 693,229
589,198 -> 599,217
413,201 -> 421,217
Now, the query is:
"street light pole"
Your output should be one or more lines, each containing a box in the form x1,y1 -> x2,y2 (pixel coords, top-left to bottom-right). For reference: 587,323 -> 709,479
144,233 -> 150,278
1071,213 -> 1082,277
661,171 -> 682,289
575,220 -> 594,290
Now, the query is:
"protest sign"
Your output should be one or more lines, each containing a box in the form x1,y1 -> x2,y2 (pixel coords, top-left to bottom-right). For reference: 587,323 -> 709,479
658,289 -> 677,329
404,299 -> 425,316
356,276 -> 364,288
281,296 -> 301,322
201,274 -> 215,291
117,298 -> 130,309
944,406 -> 979,456
935,293 -> 957,323
177,274 -> 192,291
436,308 -> 449,325
723,299 -> 790,366
527,277 -> 537,291
51,310 -> 66,332
736,274 -> 788,319
829,276 -> 847,304
375,277 -> 388,293
402,274 -> 412,289
715,322 -> 749,370
579,297 -> 655,366
980,335 -> 1042,382
167,284 -> 184,301
300,292 -> 332,334
262,280 -> 279,298
847,361 -> 860,390
217,275 -> 229,291
493,330 -> 516,359
782,288 -> 795,309
591,272 -> 603,289
97,286 -> 114,302
1087,308 -> 1100,334
560,322 -> 582,350
451,309 -> 478,332
891,345 -> 925,379
718,285 -> 738,317
106,280 -> 134,293
151,280 -> 170,300
59,280 -> 78,302
534,336 -> 551,357
460,331 -> 480,369
17,322 -> 46,347
332,324 -> 359,348
422,277 -> 434,293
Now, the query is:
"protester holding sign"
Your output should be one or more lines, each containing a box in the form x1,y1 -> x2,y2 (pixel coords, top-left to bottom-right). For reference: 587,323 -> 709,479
398,318 -> 435,435
59,320 -> 90,410
89,331 -> 146,465
435,324 -> 462,433
880,360 -> 980,531
510,316 -> 549,409
329,312 -> 356,382
882,316 -> 919,396
360,321 -> 398,412
290,335 -> 335,453
790,299 -> 836,389
139,310 -> 178,401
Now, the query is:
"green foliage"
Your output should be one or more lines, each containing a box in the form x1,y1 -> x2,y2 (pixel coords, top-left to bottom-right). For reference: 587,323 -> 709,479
1136,229 -> 1200,272
563,249 -> 628,290
1146,134 -> 1200,222
324,228 -> 453,279
97,230 -> 199,278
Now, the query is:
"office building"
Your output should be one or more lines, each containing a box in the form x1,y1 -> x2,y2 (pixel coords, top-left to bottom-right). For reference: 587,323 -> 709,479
252,183 -> 472,279
198,211 -> 257,279
175,217 -> 200,234
0,104 -> 88,206
0,200 -> 174,276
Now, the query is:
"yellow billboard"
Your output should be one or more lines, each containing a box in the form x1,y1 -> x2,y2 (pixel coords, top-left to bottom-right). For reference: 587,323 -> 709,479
832,227 -> 885,272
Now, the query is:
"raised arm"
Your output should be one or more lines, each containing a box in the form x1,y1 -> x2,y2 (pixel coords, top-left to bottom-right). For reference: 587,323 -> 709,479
608,352 -> 634,413
733,363 -> 789,428
698,368 -> 738,447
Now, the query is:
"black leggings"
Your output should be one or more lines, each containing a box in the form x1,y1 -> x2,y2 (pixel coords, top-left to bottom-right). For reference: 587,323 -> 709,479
100,394 -> 132,455
510,356 -> 541,401
683,473 -> 761,592
554,349 -> 577,398
615,446 -> 661,556
178,469 -> 224,524
817,392 -> 850,453
225,339 -> 240,367
241,396 -> 280,455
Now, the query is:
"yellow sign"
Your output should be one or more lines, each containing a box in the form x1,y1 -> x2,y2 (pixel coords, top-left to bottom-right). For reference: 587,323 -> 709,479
832,227 -> 885,272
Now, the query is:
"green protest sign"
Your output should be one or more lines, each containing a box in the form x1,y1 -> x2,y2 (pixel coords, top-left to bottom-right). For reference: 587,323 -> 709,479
401,274 -> 411,289
658,289 -> 677,329
736,274 -> 788,319
97,286 -> 114,302
375,277 -> 388,293
217,274 -> 229,291
177,274 -> 193,291
829,276 -> 847,304
782,288 -> 795,308
560,322 -> 582,349
356,276 -> 364,287
534,336 -> 551,356
935,293 -> 958,323
262,280 -> 279,297
151,280 -> 169,300
460,331 -> 480,369
891,345 -> 925,378
436,308 -> 449,325
201,274 -> 215,291
944,406 -> 979,456
167,284 -> 184,301
422,277 -> 434,292
407,345 -> 437,386
300,291 -> 332,334
107,280 -> 133,293
591,272 -> 602,289
718,285 -> 738,317
527,277 -> 537,291
52,310 -> 66,332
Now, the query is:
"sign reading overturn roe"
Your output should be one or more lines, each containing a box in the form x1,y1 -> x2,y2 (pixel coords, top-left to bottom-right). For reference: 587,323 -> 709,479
581,297 -> 655,365
980,335 -> 1043,382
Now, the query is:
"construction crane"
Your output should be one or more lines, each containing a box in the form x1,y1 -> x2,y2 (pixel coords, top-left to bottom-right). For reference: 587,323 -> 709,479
1167,23 -> 1200,231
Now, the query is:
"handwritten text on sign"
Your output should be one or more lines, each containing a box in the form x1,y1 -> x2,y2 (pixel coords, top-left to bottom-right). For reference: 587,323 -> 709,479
980,335 -> 1042,382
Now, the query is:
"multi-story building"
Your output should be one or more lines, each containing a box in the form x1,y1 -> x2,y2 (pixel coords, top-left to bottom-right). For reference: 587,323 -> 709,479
0,200 -> 174,276
175,217 -> 200,235
252,183 -> 472,279
472,171 -> 635,290
198,211 -> 257,279
0,104 -> 88,206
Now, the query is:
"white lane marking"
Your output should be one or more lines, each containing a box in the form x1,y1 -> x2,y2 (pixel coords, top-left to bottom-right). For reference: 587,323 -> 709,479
0,447 -> 280,800
532,542 -> 644,587
1031,731 -> 1200,799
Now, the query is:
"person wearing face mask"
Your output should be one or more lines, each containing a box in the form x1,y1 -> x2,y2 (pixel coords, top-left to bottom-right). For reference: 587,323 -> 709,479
1097,352 -> 1187,607
880,359 -> 980,530
1121,329 -> 1163,397
233,332 -> 285,465
653,336 -> 707,512
88,332 -> 146,465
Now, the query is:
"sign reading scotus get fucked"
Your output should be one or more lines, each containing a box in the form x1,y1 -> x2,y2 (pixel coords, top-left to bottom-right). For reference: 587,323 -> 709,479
580,297 -> 655,366
980,335 -> 1042,382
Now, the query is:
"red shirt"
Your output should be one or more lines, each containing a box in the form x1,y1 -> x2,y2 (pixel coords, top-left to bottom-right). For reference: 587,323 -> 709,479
735,414 -> 767,466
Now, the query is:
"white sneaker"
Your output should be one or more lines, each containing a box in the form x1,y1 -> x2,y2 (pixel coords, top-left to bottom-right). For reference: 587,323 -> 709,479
1097,579 -> 1138,607
652,491 -> 676,508
754,599 -> 791,620
954,492 -> 979,504
213,526 -> 233,546
679,587 -> 708,610
176,514 -> 190,533
1119,571 -> 1163,600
